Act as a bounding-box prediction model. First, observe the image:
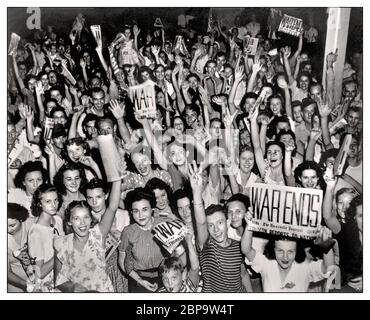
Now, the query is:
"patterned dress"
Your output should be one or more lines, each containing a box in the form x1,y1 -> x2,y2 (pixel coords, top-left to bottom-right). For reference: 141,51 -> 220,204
54,225 -> 114,292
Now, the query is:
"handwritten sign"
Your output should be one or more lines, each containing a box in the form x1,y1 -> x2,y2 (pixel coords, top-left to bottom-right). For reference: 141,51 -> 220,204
152,219 -> 187,253
128,80 -> 156,118
278,14 -> 303,37
249,183 -> 323,239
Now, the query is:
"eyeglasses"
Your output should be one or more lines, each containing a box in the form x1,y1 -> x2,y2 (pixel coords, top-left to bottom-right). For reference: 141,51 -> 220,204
50,223 -> 60,235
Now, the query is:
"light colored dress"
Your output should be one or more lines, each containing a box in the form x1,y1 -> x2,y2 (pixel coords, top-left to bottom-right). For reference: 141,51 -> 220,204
54,224 -> 114,292
28,215 -> 64,292
8,219 -> 34,292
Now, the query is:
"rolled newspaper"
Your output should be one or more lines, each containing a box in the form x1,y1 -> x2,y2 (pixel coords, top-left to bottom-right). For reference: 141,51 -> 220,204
8,33 -> 21,56
96,134 -> 126,182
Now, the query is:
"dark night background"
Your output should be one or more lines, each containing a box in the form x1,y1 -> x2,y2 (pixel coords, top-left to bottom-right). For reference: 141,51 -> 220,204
7,7 -> 363,52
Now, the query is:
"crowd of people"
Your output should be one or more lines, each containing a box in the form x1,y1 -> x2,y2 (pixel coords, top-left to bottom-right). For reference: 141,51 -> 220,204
7,8 -> 362,293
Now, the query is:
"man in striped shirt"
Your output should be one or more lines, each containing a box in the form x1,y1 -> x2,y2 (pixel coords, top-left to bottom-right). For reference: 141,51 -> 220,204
188,163 -> 248,293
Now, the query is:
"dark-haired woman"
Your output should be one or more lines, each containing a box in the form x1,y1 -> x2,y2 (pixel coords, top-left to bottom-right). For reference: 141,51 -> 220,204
28,184 -> 65,292
8,203 -> 34,292
118,187 -> 172,292
242,214 -> 335,292
53,162 -> 87,219
8,161 -> 48,216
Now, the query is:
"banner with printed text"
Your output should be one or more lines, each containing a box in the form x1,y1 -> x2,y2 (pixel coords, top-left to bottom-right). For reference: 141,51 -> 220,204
249,183 -> 323,239
278,14 -> 303,37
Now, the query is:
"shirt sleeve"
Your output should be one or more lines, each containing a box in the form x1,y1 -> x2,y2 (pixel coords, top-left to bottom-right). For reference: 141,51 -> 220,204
28,227 -> 44,261
248,250 -> 270,275
307,260 -> 325,283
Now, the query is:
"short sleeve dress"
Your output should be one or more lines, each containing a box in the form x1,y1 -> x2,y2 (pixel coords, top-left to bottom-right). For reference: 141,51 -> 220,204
54,224 -> 114,292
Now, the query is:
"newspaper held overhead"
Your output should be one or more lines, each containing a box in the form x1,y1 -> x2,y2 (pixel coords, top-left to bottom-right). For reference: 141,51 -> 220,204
278,14 -> 303,37
8,33 -> 21,56
249,183 -> 323,239
244,36 -> 259,56
96,134 -> 127,182
90,25 -> 102,48
128,80 -> 157,119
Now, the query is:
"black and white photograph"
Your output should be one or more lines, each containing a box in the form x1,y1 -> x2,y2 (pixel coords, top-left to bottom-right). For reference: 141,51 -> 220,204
6,3 -> 364,296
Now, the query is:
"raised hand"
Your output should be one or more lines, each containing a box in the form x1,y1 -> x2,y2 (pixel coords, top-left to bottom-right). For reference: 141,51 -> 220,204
35,81 -> 44,95
44,141 -> 55,157
285,138 -> 296,152
188,161 -> 203,192
234,64 -> 245,82
281,46 -> 291,59
18,103 -> 27,119
212,95 -> 226,105
79,58 -> 86,68
79,155 -> 95,167
224,107 -> 237,128
81,95 -> 91,106
259,114 -> 272,126
69,85 -> 78,96
316,94 -> 331,118
326,48 -> 338,66
109,99 -> 125,119
151,45 -> 160,56
24,104 -> 34,120
310,128 -> 322,142
181,80 -> 190,91
133,25 -> 140,37
72,105 -> 85,118
252,59 -> 263,73
277,76 -> 288,89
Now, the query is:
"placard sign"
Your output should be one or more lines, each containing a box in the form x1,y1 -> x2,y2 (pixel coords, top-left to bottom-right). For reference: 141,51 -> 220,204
152,219 -> 187,254
278,14 -> 303,37
249,183 -> 323,239
128,80 -> 157,118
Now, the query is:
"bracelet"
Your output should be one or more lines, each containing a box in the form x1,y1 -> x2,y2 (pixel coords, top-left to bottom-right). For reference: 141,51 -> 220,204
193,202 -> 203,207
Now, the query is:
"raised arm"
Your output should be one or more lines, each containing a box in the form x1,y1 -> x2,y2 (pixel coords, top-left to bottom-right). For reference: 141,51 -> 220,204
188,162 -> 208,250
249,108 -> 266,176
184,228 -> 200,288
289,32 -> 303,67
109,99 -> 132,145
322,176 -> 341,234
247,58 -> 262,93
12,52 -> 26,91
241,211 -> 256,262
99,178 -> 121,239
229,64 -> 245,113
139,115 -> 168,170
282,47 -> 294,85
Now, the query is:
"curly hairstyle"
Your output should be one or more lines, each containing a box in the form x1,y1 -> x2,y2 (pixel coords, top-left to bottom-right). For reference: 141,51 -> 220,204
31,184 -> 62,217
264,236 -> 306,263
124,187 -> 156,213
14,161 -> 49,191
53,162 -> 87,195
63,200 -> 98,235
64,137 -> 90,161
8,203 -> 29,222
85,177 -> 108,195
345,195 -> 362,223
145,178 -> 173,208
294,160 -> 324,188
170,187 -> 193,220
